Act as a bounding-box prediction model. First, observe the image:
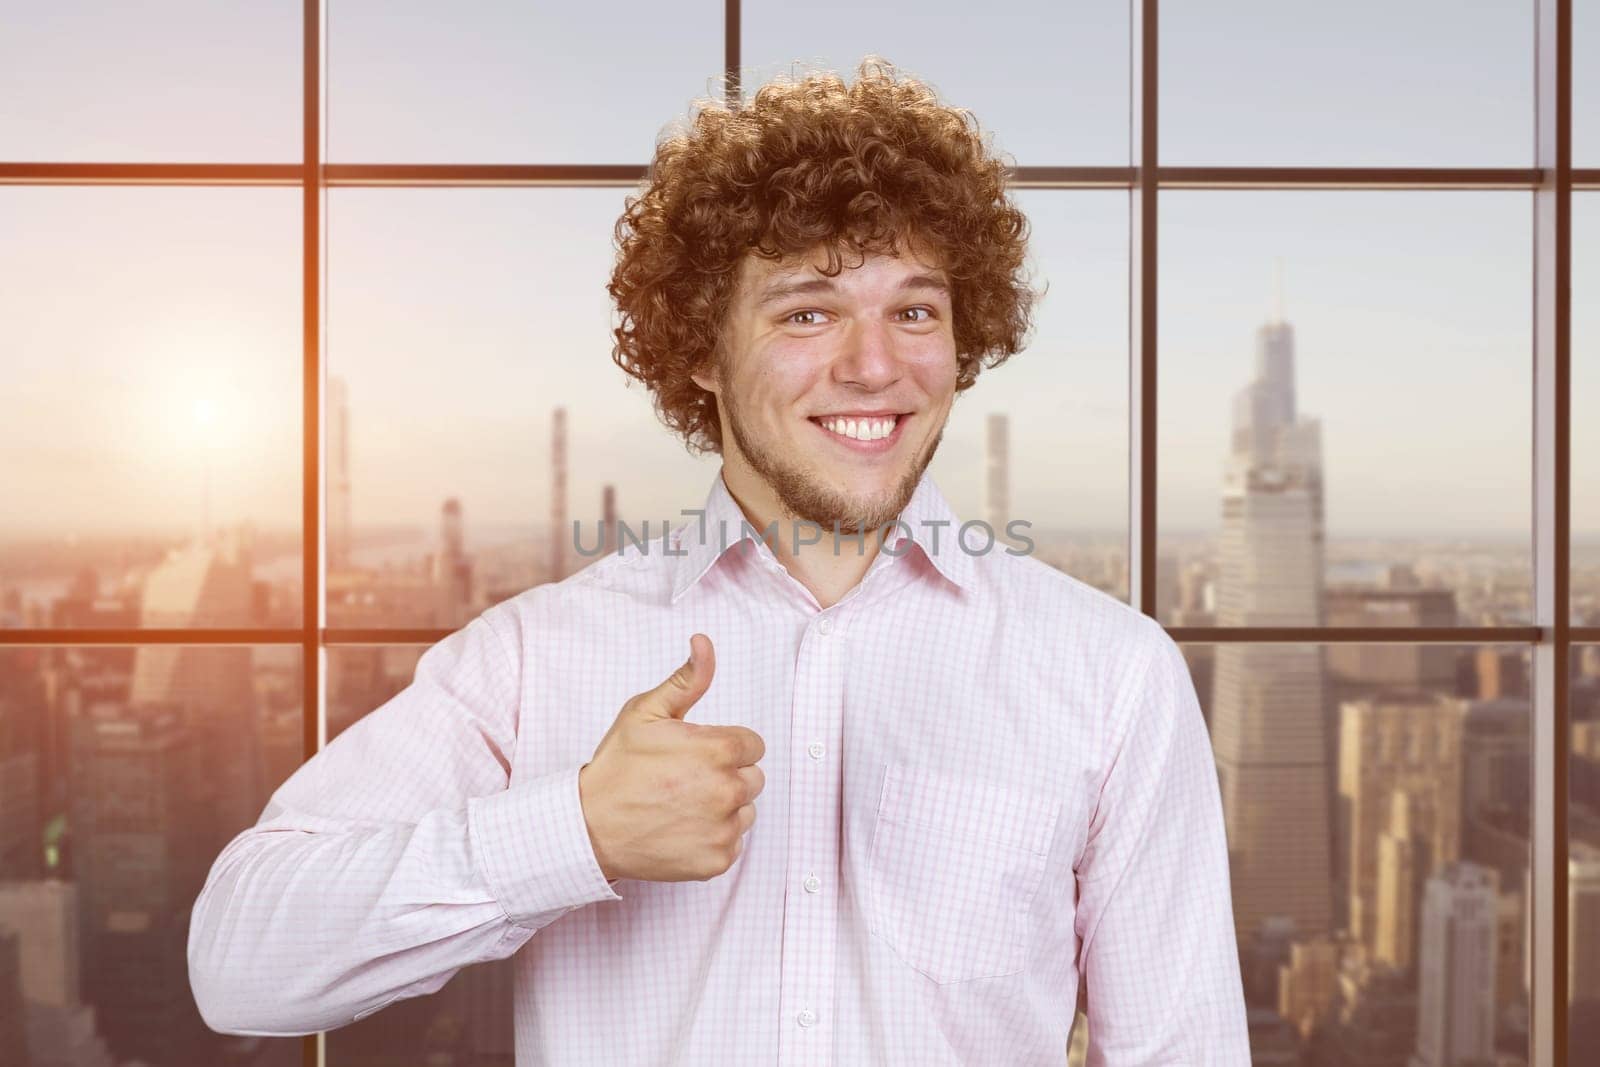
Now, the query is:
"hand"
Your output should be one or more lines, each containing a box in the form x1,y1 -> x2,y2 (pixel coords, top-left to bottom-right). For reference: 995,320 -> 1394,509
577,633 -> 766,882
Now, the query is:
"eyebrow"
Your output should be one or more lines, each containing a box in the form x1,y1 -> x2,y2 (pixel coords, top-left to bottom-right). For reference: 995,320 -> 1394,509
754,272 -> 951,308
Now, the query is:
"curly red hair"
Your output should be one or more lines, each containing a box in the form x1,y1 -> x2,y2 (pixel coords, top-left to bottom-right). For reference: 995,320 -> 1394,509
607,56 -> 1040,456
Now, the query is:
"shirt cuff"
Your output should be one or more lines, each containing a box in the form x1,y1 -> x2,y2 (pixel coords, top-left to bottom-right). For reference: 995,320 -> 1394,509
467,764 -> 624,928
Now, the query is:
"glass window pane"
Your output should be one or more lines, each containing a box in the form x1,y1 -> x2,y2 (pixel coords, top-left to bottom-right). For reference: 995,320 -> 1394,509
325,188 -> 719,630
1177,640 -> 1531,1066
0,188 -> 304,629
1579,0 -> 1600,167
1162,1 -> 1533,166
325,188 -> 1127,628
743,0 -> 1129,166
1158,191 -> 1531,628
0,2 -> 300,163
0,644 -> 303,1065
327,645 -> 425,741
1577,195 -> 1599,626
926,190 -> 1129,602
1574,646 -> 1600,1051
327,1 -> 722,164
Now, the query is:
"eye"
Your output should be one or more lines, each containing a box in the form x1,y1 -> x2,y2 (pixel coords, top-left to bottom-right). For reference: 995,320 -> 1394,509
897,307 -> 935,323
784,309 -> 826,327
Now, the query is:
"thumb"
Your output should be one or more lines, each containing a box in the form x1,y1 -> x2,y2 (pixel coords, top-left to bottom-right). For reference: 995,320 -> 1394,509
633,633 -> 716,721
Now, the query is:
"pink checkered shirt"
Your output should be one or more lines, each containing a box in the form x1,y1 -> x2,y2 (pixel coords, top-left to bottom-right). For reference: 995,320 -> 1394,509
189,467 -> 1250,1065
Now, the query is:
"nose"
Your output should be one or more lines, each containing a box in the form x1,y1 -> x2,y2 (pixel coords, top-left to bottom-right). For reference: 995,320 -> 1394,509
832,317 -> 901,391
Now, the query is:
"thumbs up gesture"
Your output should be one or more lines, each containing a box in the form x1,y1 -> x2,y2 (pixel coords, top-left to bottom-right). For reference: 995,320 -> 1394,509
577,634 -> 766,883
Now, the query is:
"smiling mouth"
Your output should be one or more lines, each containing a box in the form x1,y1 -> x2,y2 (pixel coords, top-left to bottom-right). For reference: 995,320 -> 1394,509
808,412 -> 908,450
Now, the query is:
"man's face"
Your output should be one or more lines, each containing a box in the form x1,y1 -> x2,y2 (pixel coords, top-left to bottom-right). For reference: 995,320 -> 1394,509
692,240 -> 960,535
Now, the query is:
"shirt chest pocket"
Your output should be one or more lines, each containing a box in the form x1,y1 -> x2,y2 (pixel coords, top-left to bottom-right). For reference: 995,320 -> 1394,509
865,761 -> 1061,985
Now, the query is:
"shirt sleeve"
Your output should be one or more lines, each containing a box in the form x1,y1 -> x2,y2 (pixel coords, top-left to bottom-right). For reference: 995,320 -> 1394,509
186,600 -> 622,1037
1073,619 -> 1251,1065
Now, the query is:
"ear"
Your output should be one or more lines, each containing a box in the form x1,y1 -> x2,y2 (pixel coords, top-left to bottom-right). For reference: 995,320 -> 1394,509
689,360 -> 719,395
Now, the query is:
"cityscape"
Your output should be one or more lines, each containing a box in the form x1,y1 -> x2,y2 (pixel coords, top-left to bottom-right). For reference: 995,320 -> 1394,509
1,303 -> 1599,1066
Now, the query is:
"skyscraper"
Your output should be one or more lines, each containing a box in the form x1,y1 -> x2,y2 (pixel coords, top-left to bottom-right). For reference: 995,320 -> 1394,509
1324,585 -> 1458,699
432,497 -> 472,628
602,483 -> 618,557
0,930 -> 26,1067
1573,842 -> 1600,1004
0,880 -> 117,1067
985,412 -> 1009,541
1338,694 -> 1464,964
1411,862 -> 1498,1067
1374,790 -> 1423,971
328,373 -> 354,571
0,750 -> 39,879
129,531 -> 264,852
0,690 -> 41,881
70,706 -> 210,1064
1275,934 -> 1341,1041
550,406 -> 568,582
1210,310 -> 1335,950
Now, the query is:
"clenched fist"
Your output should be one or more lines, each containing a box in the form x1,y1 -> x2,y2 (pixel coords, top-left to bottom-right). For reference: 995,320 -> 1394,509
578,633 -> 766,882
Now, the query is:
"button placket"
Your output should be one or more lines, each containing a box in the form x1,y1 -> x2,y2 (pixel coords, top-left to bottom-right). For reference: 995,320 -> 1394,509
778,606 -> 842,1059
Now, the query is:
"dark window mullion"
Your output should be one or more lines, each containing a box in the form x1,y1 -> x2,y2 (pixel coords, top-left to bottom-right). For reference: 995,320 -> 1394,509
302,2 -> 323,1066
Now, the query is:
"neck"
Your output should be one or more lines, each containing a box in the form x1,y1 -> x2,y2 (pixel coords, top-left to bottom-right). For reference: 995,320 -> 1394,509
720,464 -> 886,611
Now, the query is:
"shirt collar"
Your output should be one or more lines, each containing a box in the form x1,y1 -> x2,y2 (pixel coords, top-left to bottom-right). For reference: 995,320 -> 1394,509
669,466 -> 976,604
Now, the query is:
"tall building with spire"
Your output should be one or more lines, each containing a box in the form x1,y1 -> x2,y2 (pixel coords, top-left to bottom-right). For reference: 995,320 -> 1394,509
1210,290 -> 1335,953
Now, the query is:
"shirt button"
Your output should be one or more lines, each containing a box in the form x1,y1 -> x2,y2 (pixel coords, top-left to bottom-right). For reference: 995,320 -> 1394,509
816,616 -> 833,635
796,1008 -> 817,1028
803,873 -> 820,893
807,741 -> 825,761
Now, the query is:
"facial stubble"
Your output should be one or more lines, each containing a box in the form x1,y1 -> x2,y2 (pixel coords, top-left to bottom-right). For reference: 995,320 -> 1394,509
719,373 -> 946,536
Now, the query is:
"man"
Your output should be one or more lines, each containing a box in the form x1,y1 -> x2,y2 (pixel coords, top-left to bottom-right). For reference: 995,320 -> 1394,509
188,58 -> 1250,1064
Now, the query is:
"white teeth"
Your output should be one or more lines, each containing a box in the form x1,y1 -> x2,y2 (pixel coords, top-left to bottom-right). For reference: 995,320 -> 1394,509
819,415 -> 897,441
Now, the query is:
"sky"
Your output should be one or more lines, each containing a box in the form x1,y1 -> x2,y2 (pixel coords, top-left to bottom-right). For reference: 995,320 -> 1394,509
0,0 -> 1597,544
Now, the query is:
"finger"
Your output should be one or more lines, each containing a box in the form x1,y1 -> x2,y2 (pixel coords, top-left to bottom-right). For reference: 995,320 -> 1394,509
723,725 -> 765,766
735,763 -> 765,804
631,633 -> 716,721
